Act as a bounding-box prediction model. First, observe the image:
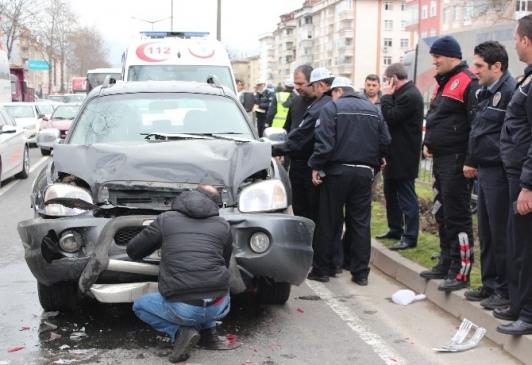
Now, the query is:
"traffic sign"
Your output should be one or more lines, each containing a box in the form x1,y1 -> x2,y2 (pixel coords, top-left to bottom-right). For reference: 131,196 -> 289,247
28,60 -> 50,70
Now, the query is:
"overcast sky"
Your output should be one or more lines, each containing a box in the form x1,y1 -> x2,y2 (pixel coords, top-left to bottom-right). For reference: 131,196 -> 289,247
70,0 -> 304,66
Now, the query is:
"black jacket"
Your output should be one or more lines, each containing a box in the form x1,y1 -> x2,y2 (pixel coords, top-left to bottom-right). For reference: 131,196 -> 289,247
283,94 -> 317,133
308,92 -> 391,172
469,71 -> 516,167
380,81 -> 424,179
254,88 -> 275,121
273,92 -> 332,160
424,62 -> 479,165
127,190 -> 233,302
501,64 -> 532,188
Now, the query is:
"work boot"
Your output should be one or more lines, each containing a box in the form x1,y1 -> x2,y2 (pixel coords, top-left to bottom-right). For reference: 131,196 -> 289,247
464,286 -> 493,302
197,327 -> 221,350
168,326 -> 200,363
438,277 -> 470,292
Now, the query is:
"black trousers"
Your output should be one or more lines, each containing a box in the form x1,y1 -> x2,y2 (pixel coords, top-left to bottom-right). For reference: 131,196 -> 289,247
312,165 -> 373,278
256,115 -> 266,137
289,160 -> 320,224
432,153 -> 474,280
477,165 -> 509,296
506,172 -> 532,322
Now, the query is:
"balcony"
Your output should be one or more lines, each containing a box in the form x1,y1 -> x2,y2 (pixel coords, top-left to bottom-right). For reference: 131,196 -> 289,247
338,10 -> 354,22
338,28 -> 354,39
299,38 -> 314,48
337,46 -> 353,57
298,54 -> 313,65
337,64 -> 352,74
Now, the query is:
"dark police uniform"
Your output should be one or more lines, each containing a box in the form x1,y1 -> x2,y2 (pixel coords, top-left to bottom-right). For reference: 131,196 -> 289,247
254,88 -> 275,137
273,92 -> 332,224
468,71 -> 515,302
423,61 -> 479,286
308,92 -> 391,280
500,65 -> 532,323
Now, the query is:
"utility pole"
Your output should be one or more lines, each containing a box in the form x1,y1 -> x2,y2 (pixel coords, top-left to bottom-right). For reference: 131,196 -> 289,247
171,0 -> 174,31
217,0 -> 221,41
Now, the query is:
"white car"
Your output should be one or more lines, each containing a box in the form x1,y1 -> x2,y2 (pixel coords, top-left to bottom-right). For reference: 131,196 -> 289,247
0,105 -> 29,186
2,102 -> 47,145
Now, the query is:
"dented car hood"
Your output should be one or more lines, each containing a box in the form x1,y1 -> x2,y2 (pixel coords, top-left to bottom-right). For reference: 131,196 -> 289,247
53,139 -> 272,203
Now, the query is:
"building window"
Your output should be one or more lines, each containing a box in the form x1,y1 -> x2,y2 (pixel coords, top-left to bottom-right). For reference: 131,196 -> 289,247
401,20 -> 406,30
421,30 -> 427,38
384,20 -> 393,30
286,28 -> 293,35
385,1 -> 393,10
383,56 -> 392,66
305,16 -> 312,24
517,0 -> 532,11
430,28 -> 436,37
401,1 -> 406,11
443,7 -> 450,23
430,1 -> 437,16
421,4 -> 428,19
454,5 -> 460,21
464,5 -> 473,25
384,38 -> 392,47
400,38 -> 409,48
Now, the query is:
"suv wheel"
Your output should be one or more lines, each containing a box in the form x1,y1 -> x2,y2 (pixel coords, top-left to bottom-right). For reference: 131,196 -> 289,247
254,277 -> 291,304
38,281 -> 78,312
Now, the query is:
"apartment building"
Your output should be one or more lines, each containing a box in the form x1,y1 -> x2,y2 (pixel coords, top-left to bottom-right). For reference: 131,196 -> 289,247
259,0 -> 411,91
405,0 -> 441,41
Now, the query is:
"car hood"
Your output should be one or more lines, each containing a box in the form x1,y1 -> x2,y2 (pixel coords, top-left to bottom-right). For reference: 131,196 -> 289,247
15,118 -> 38,127
44,119 -> 73,130
53,139 -> 272,203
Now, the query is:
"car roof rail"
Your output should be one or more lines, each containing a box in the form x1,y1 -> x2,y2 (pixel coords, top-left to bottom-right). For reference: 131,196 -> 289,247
206,74 -> 221,88
101,75 -> 118,89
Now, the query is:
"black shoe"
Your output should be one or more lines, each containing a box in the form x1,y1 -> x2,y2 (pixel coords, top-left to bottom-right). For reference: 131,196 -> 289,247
197,327 -> 221,350
497,319 -> 532,335
169,326 -> 200,363
438,278 -> 470,292
335,267 -> 343,275
375,232 -> 402,240
493,307 -> 519,321
464,286 -> 494,301
351,277 -> 368,286
389,241 -> 417,251
307,272 -> 329,282
480,293 -> 511,310
420,267 -> 448,280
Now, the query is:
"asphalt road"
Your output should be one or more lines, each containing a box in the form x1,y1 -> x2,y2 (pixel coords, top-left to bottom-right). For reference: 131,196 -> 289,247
0,148 -> 523,365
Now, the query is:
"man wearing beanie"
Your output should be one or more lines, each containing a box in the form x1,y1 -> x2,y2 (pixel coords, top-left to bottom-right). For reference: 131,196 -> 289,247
420,35 -> 479,292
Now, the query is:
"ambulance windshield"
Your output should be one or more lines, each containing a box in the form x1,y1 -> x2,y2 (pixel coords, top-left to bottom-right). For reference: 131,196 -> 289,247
127,65 -> 236,93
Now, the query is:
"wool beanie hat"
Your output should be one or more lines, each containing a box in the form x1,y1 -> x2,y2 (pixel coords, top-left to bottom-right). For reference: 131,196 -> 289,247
430,35 -> 462,59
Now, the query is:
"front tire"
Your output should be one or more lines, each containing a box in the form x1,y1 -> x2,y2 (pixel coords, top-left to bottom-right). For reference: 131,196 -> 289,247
15,145 -> 30,179
38,282 -> 78,312
254,277 -> 291,304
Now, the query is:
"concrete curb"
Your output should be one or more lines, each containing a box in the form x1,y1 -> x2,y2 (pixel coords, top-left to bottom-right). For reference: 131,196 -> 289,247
370,239 -> 532,364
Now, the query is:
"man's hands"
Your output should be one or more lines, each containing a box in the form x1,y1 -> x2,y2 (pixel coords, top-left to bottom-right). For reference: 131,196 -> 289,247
423,145 -> 433,158
463,165 -> 478,179
312,170 -> 324,186
517,189 -> 532,215
381,78 -> 396,96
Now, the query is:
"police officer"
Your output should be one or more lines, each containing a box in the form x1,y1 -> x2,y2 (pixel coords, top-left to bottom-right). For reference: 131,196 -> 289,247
272,67 -> 334,224
254,79 -> 275,137
463,41 -> 515,311
267,78 -> 296,128
420,35 -> 479,292
497,14 -> 532,336
307,77 -> 391,284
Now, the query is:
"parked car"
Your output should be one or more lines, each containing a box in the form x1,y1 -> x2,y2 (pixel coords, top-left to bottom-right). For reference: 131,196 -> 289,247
0,105 -> 30,186
17,78 -> 314,312
62,94 -> 86,104
47,94 -> 65,103
36,103 -> 81,156
2,102 -> 46,145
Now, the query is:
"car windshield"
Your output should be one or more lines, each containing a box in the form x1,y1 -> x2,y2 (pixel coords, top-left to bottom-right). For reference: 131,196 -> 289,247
127,65 -> 236,93
51,105 -> 80,119
4,105 -> 34,118
48,95 -> 64,102
36,104 -> 53,115
64,95 -> 86,103
69,93 -> 253,145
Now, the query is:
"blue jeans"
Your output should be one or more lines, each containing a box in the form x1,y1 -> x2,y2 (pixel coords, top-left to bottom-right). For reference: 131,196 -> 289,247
133,293 -> 231,339
383,178 -> 419,246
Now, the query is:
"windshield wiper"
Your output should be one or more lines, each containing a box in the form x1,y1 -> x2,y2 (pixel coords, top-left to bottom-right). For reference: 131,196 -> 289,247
53,117 -> 66,120
142,132 -> 213,141
187,133 -> 250,142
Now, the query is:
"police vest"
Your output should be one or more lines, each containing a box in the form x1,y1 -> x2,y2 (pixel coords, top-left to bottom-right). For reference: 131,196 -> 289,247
272,91 -> 291,127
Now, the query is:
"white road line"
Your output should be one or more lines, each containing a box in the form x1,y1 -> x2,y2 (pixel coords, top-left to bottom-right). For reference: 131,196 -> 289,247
306,280 -> 407,365
0,156 -> 50,197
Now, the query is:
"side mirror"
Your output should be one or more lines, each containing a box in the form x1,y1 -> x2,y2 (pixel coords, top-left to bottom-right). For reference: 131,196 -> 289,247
42,116 -> 49,122
0,125 -> 17,134
262,127 -> 287,147
241,92 -> 255,113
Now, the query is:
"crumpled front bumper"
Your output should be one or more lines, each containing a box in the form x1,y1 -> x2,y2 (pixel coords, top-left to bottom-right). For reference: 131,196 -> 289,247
18,209 -> 314,302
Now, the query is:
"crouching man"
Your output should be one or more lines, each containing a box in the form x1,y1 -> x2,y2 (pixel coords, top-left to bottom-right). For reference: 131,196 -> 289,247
127,184 -> 233,363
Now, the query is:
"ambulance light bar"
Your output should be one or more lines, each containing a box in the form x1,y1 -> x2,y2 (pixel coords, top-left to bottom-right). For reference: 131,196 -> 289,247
139,31 -> 210,39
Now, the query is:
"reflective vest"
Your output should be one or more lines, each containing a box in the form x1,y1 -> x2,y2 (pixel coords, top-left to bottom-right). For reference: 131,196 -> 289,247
272,91 -> 291,127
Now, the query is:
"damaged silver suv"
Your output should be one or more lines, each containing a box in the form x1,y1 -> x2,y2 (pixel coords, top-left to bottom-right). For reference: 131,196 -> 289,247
18,78 -> 314,311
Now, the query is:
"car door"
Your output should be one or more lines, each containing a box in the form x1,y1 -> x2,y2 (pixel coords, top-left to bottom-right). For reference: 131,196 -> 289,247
0,109 -> 19,178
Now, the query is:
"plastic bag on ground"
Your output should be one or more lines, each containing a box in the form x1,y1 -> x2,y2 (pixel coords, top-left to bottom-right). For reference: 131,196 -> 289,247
392,289 -> 426,305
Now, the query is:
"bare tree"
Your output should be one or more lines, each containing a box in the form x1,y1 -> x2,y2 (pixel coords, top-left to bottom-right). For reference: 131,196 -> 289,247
0,0 -> 42,60
66,25 -> 111,76
53,0 -> 77,92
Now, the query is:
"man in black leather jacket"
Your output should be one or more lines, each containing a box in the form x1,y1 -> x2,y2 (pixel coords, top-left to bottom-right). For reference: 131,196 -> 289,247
127,184 -> 233,362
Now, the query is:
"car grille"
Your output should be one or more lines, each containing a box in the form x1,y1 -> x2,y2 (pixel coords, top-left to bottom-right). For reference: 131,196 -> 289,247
114,226 -> 145,246
116,197 -> 153,205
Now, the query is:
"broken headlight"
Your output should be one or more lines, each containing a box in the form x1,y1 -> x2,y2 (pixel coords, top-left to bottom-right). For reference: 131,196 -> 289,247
44,183 -> 93,216
238,180 -> 287,213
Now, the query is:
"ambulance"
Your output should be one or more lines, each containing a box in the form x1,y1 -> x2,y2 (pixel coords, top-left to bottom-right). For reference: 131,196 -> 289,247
121,32 -> 237,94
